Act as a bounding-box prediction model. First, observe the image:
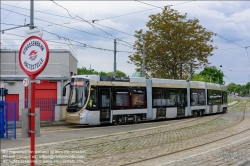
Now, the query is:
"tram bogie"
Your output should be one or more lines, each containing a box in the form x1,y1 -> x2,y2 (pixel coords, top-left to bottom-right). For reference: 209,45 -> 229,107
112,114 -> 143,125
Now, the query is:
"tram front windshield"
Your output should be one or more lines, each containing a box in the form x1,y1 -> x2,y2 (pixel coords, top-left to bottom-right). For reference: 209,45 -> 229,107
67,78 -> 89,112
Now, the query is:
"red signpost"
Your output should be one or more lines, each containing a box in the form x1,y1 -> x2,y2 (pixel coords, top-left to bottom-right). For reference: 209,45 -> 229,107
19,36 -> 49,166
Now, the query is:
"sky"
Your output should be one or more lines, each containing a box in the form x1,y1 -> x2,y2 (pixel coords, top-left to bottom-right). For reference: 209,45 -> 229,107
1,1 -> 250,85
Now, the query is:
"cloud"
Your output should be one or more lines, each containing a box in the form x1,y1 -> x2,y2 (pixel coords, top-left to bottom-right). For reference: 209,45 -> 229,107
1,1 -> 250,84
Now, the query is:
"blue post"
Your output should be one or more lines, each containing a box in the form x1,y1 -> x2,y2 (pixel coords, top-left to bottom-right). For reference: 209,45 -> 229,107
0,101 -> 4,138
0,88 -> 4,138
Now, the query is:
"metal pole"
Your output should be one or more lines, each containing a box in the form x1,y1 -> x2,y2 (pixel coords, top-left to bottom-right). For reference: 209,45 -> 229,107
190,63 -> 193,81
30,1 -> 35,166
30,0 -> 34,30
30,77 -> 35,166
113,39 -> 116,76
28,0 -> 35,111
28,0 -> 35,108
0,88 -> 4,138
142,40 -> 145,77
187,81 -> 191,116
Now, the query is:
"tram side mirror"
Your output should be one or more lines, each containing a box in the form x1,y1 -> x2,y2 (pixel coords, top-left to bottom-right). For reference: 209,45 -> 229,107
63,87 -> 66,96
63,82 -> 71,96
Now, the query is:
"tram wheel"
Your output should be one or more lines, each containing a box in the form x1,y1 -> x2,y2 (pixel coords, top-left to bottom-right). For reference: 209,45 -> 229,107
137,116 -> 141,123
117,117 -> 122,125
192,111 -> 197,118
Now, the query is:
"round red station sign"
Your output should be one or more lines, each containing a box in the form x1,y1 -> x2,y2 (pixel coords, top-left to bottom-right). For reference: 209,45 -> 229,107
19,36 -> 49,79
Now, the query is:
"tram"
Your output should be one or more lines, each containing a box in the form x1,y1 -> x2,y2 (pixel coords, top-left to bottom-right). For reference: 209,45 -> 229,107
63,75 -> 227,125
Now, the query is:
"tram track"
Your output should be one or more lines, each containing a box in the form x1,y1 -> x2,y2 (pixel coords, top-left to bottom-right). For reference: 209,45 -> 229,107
15,116 -> 202,134
44,100 -> 243,160
50,114 -> 221,150
1,100 -> 243,166
119,100 -> 248,166
58,100 -> 244,165
14,110 -> 214,134
64,101 -> 242,149
15,99 -> 239,135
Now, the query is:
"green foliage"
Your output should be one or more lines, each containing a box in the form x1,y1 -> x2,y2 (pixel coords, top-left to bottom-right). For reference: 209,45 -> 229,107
107,70 -> 127,77
227,82 -> 250,95
242,89 -> 248,95
234,85 -> 242,93
128,8 -> 216,79
77,67 -> 127,77
192,73 -> 210,82
198,66 -> 224,84
99,71 -> 108,76
77,67 -> 98,75
227,83 -> 237,92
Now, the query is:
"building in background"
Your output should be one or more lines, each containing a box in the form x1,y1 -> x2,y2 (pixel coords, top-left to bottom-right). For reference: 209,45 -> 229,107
0,49 -> 77,121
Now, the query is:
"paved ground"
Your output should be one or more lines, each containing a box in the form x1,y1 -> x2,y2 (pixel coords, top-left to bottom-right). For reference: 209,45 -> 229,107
1,117 -> 193,149
0,100 -> 244,166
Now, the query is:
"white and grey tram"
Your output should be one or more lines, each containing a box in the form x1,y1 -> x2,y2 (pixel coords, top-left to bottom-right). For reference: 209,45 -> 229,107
63,75 -> 228,125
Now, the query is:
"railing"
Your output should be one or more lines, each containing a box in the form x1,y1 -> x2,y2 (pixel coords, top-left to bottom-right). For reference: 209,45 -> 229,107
22,98 -> 68,121
4,102 -> 16,139
1,63 -> 70,78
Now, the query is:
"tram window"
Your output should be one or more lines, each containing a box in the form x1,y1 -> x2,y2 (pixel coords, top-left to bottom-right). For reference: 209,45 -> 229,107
168,89 -> 177,106
153,89 -> 162,106
214,90 -> 222,104
175,89 -> 187,106
223,91 -> 227,104
191,89 -> 205,106
87,86 -> 98,109
197,90 -> 205,105
114,88 -> 130,108
131,88 -> 146,108
208,90 -> 221,105
207,90 -> 214,105
153,89 -> 179,107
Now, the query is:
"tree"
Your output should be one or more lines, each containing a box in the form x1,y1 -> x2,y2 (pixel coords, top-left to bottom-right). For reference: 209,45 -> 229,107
234,84 -> 242,94
98,71 -> 108,76
192,73 -> 210,82
77,67 -> 99,75
128,8 -> 216,79
77,67 -> 127,77
198,66 -> 224,84
227,83 -> 237,93
244,82 -> 250,95
107,70 -> 127,77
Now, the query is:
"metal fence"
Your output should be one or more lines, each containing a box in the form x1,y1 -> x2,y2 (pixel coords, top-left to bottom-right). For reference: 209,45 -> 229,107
25,98 -> 57,121
0,102 -> 16,139
0,101 -> 4,138
23,98 -> 68,121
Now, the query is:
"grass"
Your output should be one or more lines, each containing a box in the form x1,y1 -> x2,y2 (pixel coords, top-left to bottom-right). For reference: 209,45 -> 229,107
228,98 -> 235,103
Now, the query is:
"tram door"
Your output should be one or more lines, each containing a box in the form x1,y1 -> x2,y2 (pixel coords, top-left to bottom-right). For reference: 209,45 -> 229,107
177,90 -> 186,116
99,88 -> 111,122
